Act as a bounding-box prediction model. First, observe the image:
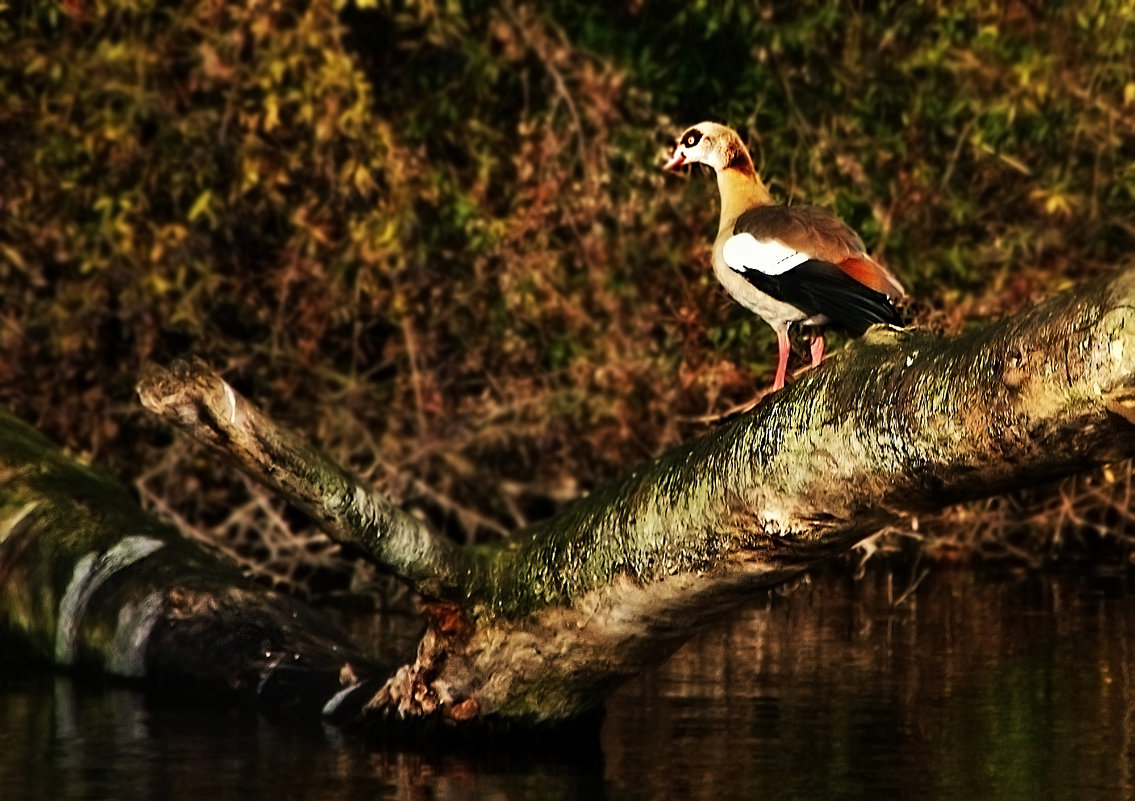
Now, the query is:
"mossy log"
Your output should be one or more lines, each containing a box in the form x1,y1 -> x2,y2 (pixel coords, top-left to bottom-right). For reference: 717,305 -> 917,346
6,271 -> 1135,727
0,412 -> 380,709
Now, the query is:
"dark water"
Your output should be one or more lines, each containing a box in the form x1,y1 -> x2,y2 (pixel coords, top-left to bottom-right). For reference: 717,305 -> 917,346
4,569 -> 1135,800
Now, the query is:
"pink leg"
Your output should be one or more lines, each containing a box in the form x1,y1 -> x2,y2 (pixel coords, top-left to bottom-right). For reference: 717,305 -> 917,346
773,328 -> 790,390
810,331 -> 825,368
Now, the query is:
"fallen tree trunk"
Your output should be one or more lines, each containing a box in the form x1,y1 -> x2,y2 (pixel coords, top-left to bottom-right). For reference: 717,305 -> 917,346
0,411 -> 381,710
136,269 -> 1135,725
6,270 -> 1135,727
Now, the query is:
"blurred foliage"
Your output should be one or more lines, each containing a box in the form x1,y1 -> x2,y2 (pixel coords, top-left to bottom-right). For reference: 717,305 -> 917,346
1,0 -> 1134,592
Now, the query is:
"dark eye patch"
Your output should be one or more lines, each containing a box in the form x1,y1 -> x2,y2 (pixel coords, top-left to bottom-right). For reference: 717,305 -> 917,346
682,129 -> 702,148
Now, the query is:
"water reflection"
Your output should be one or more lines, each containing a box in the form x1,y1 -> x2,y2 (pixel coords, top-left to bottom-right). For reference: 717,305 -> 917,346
605,569 -> 1135,801
0,675 -> 604,800
3,570 -> 1135,800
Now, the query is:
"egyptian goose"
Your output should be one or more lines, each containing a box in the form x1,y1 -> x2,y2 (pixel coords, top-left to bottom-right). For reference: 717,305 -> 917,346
664,122 -> 904,390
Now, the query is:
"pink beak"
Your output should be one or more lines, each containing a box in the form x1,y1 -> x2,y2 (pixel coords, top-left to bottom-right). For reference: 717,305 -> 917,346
663,150 -> 687,172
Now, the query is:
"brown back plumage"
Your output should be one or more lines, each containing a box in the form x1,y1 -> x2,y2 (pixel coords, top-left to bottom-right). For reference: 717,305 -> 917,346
734,206 -> 905,299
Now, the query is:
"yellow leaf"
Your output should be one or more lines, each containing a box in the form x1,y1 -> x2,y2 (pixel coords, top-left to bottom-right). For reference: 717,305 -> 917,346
1,243 -> 26,271
353,164 -> 376,195
1029,187 -> 1074,217
148,272 -> 174,294
1047,197 -> 1069,215
376,219 -> 398,246
25,55 -> 48,74
264,96 -> 279,132
188,190 -> 213,223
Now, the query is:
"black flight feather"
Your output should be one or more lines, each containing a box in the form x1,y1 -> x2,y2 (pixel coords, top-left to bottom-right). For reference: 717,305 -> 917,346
737,259 -> 903,336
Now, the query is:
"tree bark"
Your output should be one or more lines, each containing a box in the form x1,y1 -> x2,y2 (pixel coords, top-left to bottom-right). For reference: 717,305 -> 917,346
6,270 -> 1135,728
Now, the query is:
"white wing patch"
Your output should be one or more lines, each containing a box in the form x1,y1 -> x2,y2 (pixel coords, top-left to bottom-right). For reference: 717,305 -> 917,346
723,233 -> 810,276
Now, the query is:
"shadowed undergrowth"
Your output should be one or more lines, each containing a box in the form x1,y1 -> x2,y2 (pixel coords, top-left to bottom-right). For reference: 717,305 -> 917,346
2,0 -> 1135,601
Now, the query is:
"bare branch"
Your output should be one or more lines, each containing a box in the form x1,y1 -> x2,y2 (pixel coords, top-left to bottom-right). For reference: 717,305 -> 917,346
136,359 -> 477,601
